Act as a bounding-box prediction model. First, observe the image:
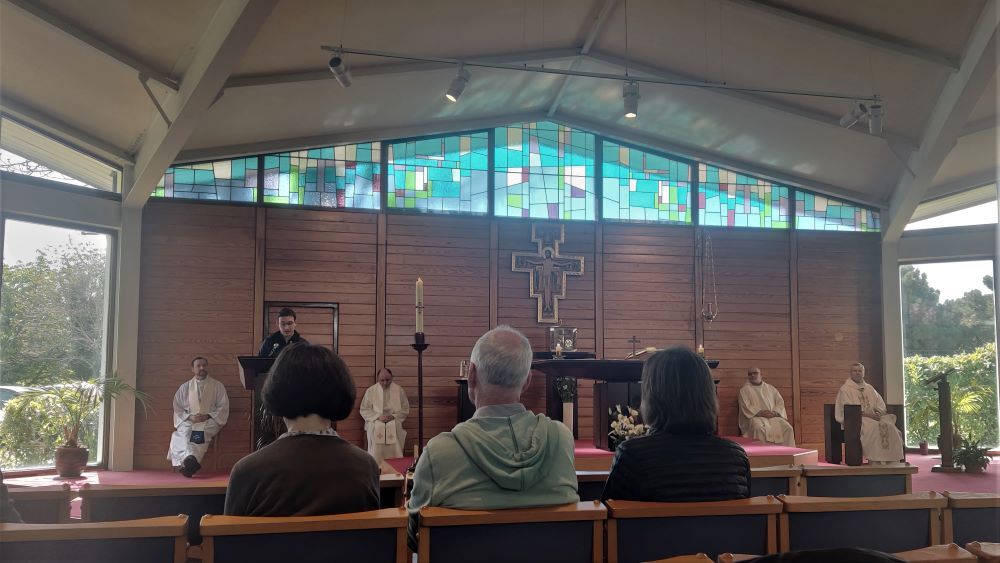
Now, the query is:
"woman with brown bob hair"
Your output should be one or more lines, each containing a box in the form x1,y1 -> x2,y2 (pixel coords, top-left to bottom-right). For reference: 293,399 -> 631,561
601,346 -> 750,501
225,343 -> 380,516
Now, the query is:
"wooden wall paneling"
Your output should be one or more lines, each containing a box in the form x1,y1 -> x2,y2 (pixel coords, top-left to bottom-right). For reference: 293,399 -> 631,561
135,201 -> 257,469
594,224 -> 604,360
695,228 -> 705,350
796,232 -> 883,453
252,208 -> 265,364
789,231 -> 802,445
376,214 -> 387,373
499,221 -> 597,439
703,229 -> 793,437
263,208 -> 379,447
384,215 -> 491,454
490,220 -> 498,328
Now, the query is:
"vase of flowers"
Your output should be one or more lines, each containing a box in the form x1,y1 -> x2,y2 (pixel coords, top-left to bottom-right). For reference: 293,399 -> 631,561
554,377 -> 577,435
608,404 -> 647,451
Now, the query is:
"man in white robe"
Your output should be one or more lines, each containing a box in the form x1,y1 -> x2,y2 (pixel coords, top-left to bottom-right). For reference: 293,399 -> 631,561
360,368 -> 410,464
168,357 -> 229,477
835,362 -> 904,464
738,367 -> 796,446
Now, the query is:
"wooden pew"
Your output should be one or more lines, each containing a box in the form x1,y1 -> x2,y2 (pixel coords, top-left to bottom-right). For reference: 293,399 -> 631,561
778,492 -> 947,553
79,482 -> 226,546
942,493 -> 1000,546
800,464 -> 916,497
577,470 -> 610,501
0,514 -> 188,563
964,541 -> 1000,561
199,508 -> 407,563
894,544 -> 977,562
418,501 -> 606,563
5,484 -> 73,523
605,497 -> 782,563
751,466 -> 803,497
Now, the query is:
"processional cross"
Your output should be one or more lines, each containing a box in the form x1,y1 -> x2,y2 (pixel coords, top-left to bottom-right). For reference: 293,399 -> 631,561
512,224 -> 584,324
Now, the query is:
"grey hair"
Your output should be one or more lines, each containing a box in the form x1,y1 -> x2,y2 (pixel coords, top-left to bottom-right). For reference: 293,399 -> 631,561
470,325 -> 533,389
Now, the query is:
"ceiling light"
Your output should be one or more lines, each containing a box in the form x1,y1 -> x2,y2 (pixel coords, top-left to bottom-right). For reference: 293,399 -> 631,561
445,65 -> 471,102
623,81 -> 639,118
328,54 -> 352,88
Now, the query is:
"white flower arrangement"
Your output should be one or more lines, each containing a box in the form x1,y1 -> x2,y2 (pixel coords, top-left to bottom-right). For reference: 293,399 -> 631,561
608,404 -> 647,447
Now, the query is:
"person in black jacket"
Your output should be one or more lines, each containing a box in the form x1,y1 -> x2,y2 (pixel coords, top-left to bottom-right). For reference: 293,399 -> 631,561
258,307 -> 308,358
601,346 -> 751,502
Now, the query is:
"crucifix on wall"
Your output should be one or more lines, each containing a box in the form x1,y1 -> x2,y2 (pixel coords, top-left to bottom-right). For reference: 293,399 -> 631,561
512,224 -> 584,324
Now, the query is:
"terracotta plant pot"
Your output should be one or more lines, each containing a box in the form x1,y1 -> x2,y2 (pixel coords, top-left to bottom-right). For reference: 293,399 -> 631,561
55,446 -> 89,478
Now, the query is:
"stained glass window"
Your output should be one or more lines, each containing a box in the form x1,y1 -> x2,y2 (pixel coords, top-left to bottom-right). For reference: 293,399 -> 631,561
154,157 -> 258,201
494,121 -> 596,220
796,191 -> 880,232
698,164 -> 790,228
602,141 -> 691,223
262,143 -> 380,209
387,132 -> 488,213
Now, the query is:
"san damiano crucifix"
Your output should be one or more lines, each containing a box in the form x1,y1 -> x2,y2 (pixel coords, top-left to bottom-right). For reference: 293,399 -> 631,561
512,224 -> 584,324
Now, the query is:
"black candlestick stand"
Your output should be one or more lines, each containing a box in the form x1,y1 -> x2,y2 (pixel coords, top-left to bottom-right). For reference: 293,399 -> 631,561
406,332 -> 429,479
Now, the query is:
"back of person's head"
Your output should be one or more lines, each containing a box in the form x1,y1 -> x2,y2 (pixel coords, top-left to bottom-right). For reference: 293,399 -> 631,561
263,343 -> 355,421
470,325 -> 533,389
641,346 -> 717,434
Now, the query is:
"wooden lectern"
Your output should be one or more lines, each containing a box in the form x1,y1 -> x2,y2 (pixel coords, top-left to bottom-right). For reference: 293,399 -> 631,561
237,356 -> 275,450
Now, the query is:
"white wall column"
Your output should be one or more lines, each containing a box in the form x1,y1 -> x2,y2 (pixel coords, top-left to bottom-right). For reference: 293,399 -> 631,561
881,240 -> 904,405
108,202 -> 141,470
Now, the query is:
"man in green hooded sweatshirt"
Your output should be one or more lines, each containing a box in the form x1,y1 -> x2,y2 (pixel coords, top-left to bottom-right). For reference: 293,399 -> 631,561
407,325 -> 579,546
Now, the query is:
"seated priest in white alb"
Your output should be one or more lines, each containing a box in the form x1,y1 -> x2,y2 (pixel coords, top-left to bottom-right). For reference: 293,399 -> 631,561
738,367 -> 795,446
835,362 -> 904,464
360,367 -> 410,464
168,357 -> 229,477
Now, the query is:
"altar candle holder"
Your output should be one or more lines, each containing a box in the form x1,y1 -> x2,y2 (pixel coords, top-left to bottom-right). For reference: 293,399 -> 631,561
407,332 -> 429,476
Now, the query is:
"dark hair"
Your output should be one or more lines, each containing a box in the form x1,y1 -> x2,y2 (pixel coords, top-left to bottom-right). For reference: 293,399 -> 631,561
640,347 -> 717,434
263,343 -> 356,421
277,307 -> 297,320
191,356 -> 208,366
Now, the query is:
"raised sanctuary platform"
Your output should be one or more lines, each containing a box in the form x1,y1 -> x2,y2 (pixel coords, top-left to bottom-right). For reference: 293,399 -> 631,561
571,438 -> 819,471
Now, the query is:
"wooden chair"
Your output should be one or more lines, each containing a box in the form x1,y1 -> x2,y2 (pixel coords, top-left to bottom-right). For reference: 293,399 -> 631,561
417,501 -> 606,563
751,466 -> 803,497
577,470 -> 610,502
942,493 -> 1000,546
964,541 -> 1000,562
605,497 -> 782,563
5,483 -> 73,523
0,514 -> 188,563
800,464 -> 916,497
79,482 -> 226,546
893,544 -> 977,562
644,555 -> 714,562
824,404 -> 905,465
199,508 -> 407,563
778,492 -> 947,553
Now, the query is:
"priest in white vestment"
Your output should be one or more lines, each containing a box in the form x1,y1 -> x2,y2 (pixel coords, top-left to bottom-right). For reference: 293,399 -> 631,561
360,368 -> 410,464
835,362 -> 904,463
168,357 -> 229,477
738,367 -> 796,446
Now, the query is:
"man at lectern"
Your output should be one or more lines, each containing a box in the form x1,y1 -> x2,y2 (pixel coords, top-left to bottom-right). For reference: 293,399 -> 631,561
258,307 -> 308,358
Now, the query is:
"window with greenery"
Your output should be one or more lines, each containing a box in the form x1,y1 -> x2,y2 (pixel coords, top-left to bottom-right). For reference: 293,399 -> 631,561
795,191 -> 880,232
262,143 -> 381,209
0,117 -> 120,192
494,121 -> 596,220
900,262 -> 998,448
602,140 -> 691,223
155,157 -> 258,202
698,164 -> 790,228
387,132 -> 489,213
0,219 -> 114,470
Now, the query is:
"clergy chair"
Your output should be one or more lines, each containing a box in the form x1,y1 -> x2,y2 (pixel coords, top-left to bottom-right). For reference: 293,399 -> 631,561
417,501 -> 606,563
605,497 -> 782,563
941,493 -> 1000,546
199,508 -> 407,563
79,483 -> 226,547
823,404 -> 905,465
5,483 -> 73,523
0,514 -> 188,563
777,492 -> 948,553
799,464 -> 916,497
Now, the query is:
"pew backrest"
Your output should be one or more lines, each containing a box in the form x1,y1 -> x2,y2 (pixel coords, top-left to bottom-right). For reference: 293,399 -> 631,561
800,464 -> 916,497
892,543 -> 977,562
199,508 -> 407,563
0,514 -> 187,563
418,501 -> 607,563
6,484 -> 73,523
778,492 -> 947,553
606,497 -> 782,563
942,492 -> 1000,545
751,466 -> 803,497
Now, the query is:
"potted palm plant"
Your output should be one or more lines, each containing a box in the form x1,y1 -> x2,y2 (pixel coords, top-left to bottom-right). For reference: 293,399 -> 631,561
1,377 -> 149,477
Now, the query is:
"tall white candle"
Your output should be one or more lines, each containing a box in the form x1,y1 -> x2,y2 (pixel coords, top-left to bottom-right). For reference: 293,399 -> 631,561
416,278 -> 424,333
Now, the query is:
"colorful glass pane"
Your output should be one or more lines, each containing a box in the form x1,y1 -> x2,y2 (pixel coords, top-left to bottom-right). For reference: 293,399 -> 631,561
387,132 -> 488,213
602,140 -> 691,223
698,164 -> 790,228
795,191 -> 880,232
261,143 -> 381,209
154,157 -> 258,202
494,121 -> 596,220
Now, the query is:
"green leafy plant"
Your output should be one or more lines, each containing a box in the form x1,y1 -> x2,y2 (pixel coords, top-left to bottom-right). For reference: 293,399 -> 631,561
554,377 -> 577,402
953,436 -> 992,472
